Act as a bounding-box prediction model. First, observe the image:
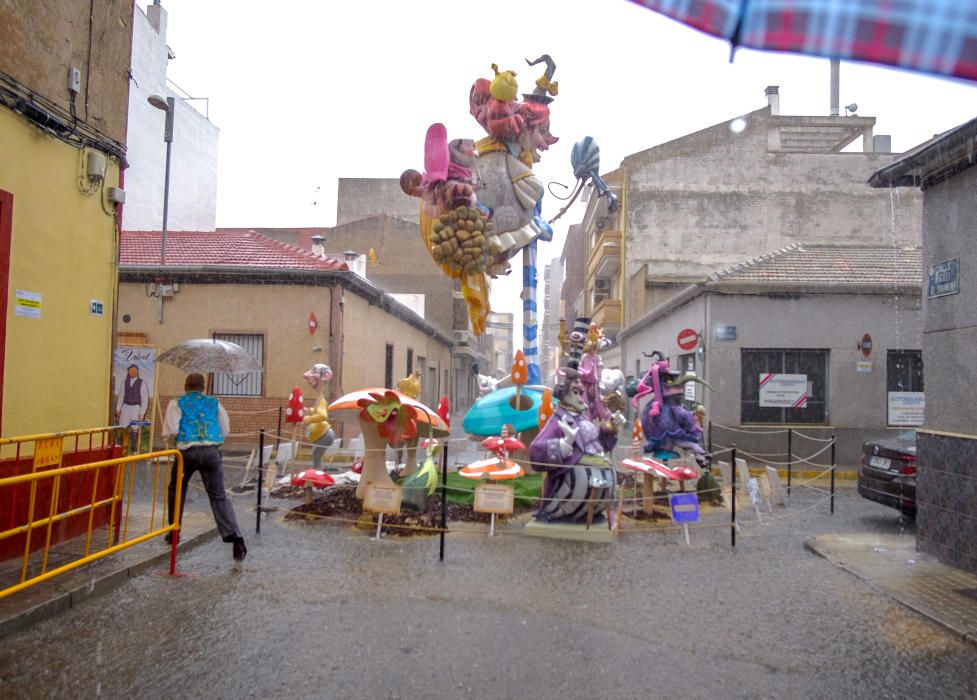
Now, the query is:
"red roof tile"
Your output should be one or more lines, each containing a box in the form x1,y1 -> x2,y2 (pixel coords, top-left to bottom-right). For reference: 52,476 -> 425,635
120,230 -> 348,271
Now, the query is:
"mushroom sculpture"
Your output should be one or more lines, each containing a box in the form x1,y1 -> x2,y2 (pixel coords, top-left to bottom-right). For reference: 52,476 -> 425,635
459,425 -> 526,480
329,388 -> 449,499
291,468 -> 335,505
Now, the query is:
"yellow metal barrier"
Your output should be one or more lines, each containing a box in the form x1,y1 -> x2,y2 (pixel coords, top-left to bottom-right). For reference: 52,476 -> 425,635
0,449 -> 183,600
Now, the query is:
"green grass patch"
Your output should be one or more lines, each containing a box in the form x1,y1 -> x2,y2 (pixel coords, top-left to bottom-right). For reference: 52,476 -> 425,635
443,472 -> 543,508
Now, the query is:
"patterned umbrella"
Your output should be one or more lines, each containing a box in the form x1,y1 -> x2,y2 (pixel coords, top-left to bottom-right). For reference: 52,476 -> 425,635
158,339 -> 263,374
628,0 -> 977,83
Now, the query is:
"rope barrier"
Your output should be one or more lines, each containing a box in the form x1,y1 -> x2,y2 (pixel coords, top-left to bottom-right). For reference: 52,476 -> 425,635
711,423 -> 789,435
790,430 -> 836,443
240,474 -> 845,538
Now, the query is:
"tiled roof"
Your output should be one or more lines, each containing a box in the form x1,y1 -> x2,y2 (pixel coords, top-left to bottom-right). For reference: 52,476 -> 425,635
120,230 -> 348,271
711,243 -> 921,286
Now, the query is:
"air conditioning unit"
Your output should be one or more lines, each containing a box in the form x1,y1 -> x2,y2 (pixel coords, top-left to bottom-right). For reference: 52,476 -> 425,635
595,216 -> 610,231
453,330 -> 471,345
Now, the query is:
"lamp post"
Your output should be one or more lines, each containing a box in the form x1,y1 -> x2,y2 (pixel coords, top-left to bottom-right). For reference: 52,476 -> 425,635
147,94 -> 174,263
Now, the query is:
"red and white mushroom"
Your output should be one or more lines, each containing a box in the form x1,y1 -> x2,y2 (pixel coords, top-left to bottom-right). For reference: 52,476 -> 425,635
291,468 -> 335,504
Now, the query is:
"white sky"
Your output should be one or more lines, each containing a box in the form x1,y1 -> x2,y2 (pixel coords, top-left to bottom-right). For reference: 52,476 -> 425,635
143,0 -> 977,332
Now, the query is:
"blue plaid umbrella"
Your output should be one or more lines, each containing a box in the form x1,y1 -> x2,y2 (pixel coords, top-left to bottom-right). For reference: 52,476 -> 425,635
629,0 -> 977,83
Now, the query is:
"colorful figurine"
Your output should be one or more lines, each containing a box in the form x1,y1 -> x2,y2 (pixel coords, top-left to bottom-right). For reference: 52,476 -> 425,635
302,363 -> 335,471
629,353 -> 712,467
528,367 -> 617,525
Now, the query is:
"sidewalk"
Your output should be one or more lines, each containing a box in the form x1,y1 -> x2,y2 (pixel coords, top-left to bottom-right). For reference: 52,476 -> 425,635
806,532 -> 977,644
0,504 -> 218,640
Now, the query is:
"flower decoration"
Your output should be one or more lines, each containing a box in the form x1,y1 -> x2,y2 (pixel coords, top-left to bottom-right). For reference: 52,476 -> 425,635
357,390 -> 418,444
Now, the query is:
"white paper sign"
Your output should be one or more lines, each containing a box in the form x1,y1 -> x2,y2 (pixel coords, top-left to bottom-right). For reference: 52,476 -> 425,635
888,392 -> 925,427
759,374 -> 808,408
474,484 -> 515,514
15,289 -> 41,318
364,483 -> 402,515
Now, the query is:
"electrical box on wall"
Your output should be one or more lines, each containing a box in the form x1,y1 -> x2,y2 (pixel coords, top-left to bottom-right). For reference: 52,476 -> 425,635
69,67 -> 81,93
86,151 -> 106,182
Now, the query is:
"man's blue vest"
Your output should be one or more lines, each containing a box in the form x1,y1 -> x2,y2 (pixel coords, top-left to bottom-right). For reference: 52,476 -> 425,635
176,392 -> 223,444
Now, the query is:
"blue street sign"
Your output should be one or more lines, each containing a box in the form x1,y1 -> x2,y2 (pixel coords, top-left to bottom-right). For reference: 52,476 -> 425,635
669,493 -> 700,523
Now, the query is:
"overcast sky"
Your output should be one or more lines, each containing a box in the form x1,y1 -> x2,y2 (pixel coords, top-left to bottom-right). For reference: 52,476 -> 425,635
142,0 -> 977,329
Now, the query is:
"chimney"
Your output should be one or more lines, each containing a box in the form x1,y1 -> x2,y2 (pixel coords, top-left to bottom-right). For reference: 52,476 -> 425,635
830,59 -> 840,116
765,85 -> 780,115
310,234 -> 325,257
147,1 -> 167,35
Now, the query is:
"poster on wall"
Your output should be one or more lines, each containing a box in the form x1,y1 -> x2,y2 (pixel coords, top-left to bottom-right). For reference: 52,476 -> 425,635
888,391 -> 925,427
112,346 -> 158,428
759,374 -> 809,408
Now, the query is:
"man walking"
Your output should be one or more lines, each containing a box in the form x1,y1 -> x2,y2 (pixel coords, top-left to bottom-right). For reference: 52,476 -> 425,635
163,373 -> 247,562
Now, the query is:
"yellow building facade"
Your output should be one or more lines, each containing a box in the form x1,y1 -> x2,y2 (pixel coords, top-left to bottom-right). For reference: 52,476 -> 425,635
1,0 -> 132,436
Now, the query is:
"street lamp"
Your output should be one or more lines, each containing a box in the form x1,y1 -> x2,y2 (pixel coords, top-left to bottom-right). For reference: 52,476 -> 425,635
147,93 -> 175,263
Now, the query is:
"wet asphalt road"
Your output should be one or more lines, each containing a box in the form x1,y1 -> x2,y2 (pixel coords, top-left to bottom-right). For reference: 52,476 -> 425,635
1,484 -> 976,699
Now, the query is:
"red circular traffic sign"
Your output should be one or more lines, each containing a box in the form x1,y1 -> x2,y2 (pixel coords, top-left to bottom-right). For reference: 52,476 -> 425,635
859,333 -> 873,358
677,328 -> 699,351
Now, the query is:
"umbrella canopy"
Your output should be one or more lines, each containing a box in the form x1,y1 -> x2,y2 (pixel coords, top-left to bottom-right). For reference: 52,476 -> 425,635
158,339 -> 263,374
629,0 -> 977,83
328,388 -> 449,434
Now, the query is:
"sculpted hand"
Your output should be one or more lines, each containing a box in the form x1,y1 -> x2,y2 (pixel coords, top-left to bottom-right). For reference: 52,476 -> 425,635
558,419 -> 577,458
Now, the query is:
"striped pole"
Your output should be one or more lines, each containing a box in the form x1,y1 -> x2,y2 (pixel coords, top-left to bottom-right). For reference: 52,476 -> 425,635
523,239 -> 540,385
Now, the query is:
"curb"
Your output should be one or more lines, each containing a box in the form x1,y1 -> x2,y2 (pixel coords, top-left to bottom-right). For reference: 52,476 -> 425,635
0,527 -> 218,641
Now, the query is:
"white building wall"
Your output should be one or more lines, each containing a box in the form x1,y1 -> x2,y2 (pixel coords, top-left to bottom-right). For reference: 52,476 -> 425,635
620,290 -> 923,465
122,4 -> 218,232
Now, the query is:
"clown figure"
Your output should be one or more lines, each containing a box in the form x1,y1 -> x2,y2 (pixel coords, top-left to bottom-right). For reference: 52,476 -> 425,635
302,363 -> 335,470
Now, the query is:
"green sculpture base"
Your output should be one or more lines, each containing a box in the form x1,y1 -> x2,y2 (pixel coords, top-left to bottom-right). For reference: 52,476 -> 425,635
524,517 -> 615,543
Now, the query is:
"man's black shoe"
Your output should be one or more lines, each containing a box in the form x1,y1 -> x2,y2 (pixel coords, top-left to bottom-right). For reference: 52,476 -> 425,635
232,537 -> 247,562
164,531 -> 174,545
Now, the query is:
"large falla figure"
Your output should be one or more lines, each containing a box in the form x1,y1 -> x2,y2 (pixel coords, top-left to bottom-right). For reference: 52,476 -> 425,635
528,325 -> 617,524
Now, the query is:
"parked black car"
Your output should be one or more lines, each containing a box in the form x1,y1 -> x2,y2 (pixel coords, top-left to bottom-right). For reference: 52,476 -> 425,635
857,430 -> 917,516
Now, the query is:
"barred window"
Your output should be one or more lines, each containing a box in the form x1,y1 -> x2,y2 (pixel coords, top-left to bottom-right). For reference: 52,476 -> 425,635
212,333 -> 263,397
741,348 -> 828,424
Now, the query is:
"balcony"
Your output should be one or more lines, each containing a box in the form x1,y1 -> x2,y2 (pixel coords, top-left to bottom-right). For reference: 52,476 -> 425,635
591,298 -> 622,332
586,229 -> 622,281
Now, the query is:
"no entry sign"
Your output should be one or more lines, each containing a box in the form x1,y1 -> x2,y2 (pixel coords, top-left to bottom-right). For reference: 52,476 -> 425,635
677,328 -> 698,350
859,333 -> 873,358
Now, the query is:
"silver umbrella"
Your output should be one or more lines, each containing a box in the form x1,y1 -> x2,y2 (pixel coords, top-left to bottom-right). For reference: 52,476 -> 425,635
158,339 -> 263,374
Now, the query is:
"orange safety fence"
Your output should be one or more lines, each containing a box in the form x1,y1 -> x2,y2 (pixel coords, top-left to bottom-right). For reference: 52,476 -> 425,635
0,426 -> 183,599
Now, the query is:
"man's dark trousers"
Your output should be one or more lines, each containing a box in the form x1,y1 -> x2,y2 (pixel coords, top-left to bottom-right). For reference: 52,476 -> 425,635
167,444 -> 243,542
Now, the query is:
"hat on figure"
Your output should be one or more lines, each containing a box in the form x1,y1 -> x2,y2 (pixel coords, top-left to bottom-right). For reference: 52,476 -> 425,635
566,317 -> 590,370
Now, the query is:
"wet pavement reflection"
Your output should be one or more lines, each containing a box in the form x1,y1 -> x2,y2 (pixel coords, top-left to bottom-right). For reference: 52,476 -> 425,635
1,485 -> 975,699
